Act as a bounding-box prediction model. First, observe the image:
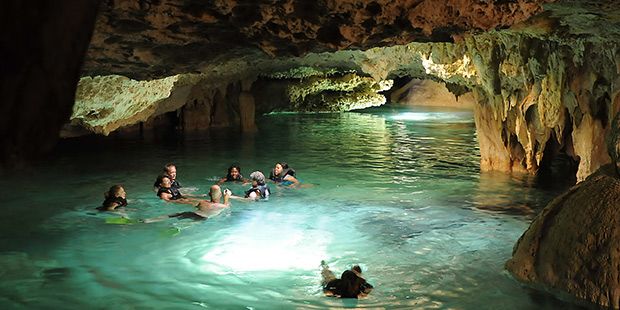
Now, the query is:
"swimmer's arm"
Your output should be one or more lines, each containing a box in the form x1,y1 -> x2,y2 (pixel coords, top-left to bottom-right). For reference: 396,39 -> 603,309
223,192 -> 231,206
284,175 -> 300,186
159,192 -> 174,201
360,282 -> 374,294
179,191 -> 207,198
160,193 -> 199,206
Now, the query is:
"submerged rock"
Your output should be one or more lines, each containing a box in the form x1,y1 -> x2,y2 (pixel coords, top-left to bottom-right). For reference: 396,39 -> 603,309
506,165 -> 620,308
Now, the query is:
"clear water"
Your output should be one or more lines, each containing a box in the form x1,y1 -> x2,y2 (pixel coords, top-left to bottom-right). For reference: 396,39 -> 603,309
0,106 -> 588,309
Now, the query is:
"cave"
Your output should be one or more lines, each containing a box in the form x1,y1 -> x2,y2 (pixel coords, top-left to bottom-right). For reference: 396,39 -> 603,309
2,0 -> 620,308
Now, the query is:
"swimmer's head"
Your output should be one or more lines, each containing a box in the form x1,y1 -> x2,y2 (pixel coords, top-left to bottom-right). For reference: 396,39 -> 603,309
351,265 -> 362,274
106,185 -> 126,199
274,162 -> 287,175
249,171 -> 266,184
228,164 -> 241,179
164,163 -> 177,180
209,184 -> 222,201
157,175 -> 172,188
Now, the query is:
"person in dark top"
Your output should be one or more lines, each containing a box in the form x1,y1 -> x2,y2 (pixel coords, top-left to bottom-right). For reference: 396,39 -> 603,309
244,171 -> 270,200
156,175 -> 208,208
153,163 -> 181,189
269,162 -> 299,186
227,171 -> 270,201
97,185 -> 128,211
218,164 -> 249,185
320,261 -> 374,298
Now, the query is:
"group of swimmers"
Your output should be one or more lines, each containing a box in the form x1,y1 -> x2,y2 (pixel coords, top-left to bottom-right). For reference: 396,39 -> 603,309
97,162 -> 373,298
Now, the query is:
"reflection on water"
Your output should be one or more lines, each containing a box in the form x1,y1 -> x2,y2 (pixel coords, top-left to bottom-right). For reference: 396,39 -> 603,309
0,106 -> 586,309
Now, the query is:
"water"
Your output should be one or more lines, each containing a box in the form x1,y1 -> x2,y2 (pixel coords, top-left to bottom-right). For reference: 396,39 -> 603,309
0,106 -> 588,309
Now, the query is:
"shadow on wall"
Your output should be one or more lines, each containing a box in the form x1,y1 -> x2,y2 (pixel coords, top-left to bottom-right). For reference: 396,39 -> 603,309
389,78 -> 475,109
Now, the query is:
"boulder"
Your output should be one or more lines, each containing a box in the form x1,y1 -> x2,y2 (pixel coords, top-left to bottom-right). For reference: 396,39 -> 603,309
506,165 -> 620,308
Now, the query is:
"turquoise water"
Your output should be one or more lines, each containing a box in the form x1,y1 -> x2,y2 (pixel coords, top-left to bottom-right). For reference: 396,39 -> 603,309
0,106 -> 586,309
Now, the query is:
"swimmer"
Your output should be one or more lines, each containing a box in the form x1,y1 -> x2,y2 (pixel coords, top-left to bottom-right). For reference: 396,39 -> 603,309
227,171 -> 270,201
144,185 -> 231,222
97,185 -> 127,211
153,163 -> 181,190
156,175 -> 210,208
269,162 -> 299,186
320,261 -> 374,298
217,164 -> 249,185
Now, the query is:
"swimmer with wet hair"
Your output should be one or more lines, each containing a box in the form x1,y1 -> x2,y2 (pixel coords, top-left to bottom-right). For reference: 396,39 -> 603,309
97,185 -> 128,211
320,261 -> 374,298
218,164 -> 249,185
269,162 -> 299,186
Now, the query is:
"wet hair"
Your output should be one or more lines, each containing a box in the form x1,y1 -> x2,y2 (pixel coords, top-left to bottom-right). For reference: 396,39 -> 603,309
228,164 -> 241,174
273,162 -> 295,178
100,185 -> 127,211
227,164 -> 242,179
163,163 -> 176,172
351,265 -> 362,274
155,175 -> 171,187
338,270 -> 366,298
104,185 -> 124,199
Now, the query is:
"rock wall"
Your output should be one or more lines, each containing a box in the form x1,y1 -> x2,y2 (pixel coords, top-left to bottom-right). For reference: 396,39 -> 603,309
0,0 -> 100,165
72,28 -> 620,181
458,32 -> 617,181
505,164 -> 620,308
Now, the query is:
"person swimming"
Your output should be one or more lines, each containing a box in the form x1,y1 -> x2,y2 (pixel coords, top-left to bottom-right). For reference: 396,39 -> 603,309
269,162 -> 299,186
153,163 -> 181,190
156,175 -> 183,200
218,164 -> 248,184
97,185 -> 128,211
226,171 -> 270,201
143,185 -> 231,222
155,175 -> 212,209
320,261 -> 374,298
244,171 -> 270,200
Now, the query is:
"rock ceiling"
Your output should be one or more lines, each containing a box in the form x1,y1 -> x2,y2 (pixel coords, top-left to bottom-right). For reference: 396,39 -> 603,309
83,0 -> 558,80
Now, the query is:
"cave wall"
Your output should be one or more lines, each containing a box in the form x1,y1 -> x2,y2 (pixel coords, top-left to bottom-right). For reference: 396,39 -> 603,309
456,32 -> 618,181
73,29 -> 620,181
0,0 -> 100,165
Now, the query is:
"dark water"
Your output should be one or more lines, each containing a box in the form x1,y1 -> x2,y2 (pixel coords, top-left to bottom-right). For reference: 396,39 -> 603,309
0,106 -> 589,309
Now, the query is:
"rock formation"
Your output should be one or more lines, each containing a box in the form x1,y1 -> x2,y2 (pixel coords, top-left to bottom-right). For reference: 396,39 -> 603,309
505,164 -> 620,308
83,0 -> 551,80
0,0 -> 99,165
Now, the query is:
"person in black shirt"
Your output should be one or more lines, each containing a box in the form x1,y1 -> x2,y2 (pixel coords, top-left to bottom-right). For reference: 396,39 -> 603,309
97,185 -> 128,211
320,261 -> 374,298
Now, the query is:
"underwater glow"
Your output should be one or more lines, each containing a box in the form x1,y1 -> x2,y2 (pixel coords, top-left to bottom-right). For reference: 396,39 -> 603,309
391,112 -> 469,121
201,213 -> 328,272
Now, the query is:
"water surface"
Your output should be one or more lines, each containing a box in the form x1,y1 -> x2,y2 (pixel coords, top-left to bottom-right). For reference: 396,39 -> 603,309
0,106 -> 586,309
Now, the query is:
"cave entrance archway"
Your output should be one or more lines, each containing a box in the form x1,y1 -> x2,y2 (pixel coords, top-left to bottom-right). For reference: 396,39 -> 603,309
536,127 -> 578,188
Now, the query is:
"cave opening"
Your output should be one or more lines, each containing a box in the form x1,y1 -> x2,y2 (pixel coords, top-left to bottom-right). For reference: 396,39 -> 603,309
535,126 -> 578,188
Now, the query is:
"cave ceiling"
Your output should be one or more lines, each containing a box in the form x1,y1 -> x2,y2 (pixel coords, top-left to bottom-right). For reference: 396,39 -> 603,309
82,0 -> 620,81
